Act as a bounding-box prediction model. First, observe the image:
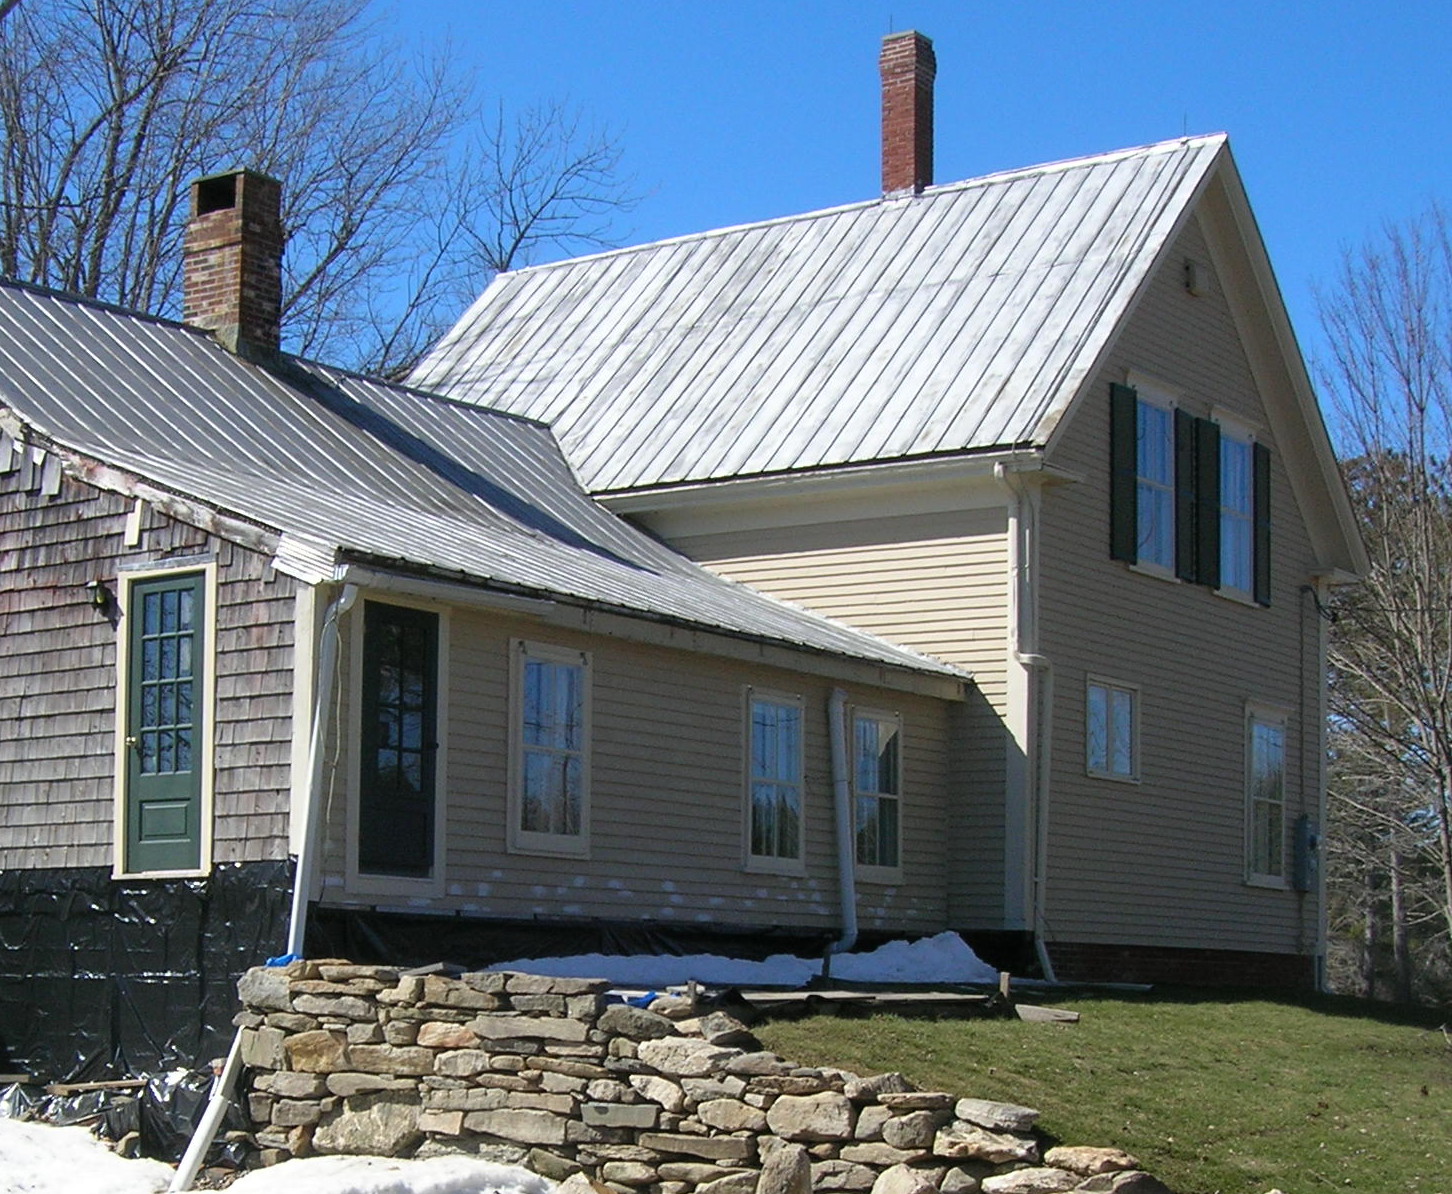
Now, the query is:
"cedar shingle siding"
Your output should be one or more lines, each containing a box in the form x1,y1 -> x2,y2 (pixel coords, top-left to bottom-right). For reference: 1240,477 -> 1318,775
0,467 -> 295,870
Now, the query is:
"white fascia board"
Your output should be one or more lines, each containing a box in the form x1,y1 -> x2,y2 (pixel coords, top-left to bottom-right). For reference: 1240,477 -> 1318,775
600,451 -> 1044,539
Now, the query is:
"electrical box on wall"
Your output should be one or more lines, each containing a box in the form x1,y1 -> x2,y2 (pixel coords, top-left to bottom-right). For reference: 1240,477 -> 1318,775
1293,814 -> 1320,893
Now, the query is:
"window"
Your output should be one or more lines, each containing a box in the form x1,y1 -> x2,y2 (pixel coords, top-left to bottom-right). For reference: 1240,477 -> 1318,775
359,602 -> 439,878
1135,398 -> 1175,571
1110,381 -> 1271,604
1086,678 -> 1138,781
853,711 -> 901,874
746,692 -> 804,871
118,566 -> 213,876
509,641 -> 590,857
1247,710 -> 1287,884
1220,432 -> 1254,594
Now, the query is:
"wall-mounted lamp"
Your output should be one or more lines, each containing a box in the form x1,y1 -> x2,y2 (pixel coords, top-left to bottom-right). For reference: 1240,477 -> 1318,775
84,579 -> 111,609
1183,258 -> 1204,297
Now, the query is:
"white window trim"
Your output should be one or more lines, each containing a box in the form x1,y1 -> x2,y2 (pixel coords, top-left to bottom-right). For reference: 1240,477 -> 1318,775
344,597 -> 449,898
112,557 -> 219,880
1245,702 -> 1290,890
1085,675 -> 1141,783
742,686 -> 807,876
508,639 -> 591,860
852,705 -> 904,885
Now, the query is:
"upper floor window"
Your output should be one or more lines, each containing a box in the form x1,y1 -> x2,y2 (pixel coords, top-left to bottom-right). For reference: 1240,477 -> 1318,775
1220,432 -> 1255,595
746,691 -> 804,871
509,641 -> 590,857
1110,381 -> 1272,605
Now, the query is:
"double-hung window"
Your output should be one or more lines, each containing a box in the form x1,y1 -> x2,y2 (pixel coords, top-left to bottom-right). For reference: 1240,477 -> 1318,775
853,710 -> 902,875
1110,381 -> 1271,605
509,641 -> 590,857
745,691 -> 804,872
1220,430 -> 1256,598
1086,678 -> 1138,781
1246,708 -> 1287,884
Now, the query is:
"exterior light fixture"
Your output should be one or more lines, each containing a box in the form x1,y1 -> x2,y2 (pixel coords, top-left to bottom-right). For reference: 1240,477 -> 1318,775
84,579 -> 111,609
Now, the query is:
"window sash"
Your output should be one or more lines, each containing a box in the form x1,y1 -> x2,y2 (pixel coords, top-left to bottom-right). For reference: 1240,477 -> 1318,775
1087,680 -> 1137,780
520,657 -> 586,838
748,698 -> 803,861
1248,716 -> 1286,880
1136,401 -> 1175,570
853,713 -> 901,870
1221,435 -> 1255,593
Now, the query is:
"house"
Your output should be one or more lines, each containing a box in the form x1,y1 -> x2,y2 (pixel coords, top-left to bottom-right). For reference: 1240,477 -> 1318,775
410,32 -> 1368,990
0,173 -> 971,1080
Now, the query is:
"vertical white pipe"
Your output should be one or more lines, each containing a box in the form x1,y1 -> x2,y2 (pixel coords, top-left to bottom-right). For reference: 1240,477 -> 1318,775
828,687 -> 858,956
286,583 -> 357,958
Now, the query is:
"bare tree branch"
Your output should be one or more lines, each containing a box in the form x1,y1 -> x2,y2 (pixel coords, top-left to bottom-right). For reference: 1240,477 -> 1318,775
0,0 -> 637,375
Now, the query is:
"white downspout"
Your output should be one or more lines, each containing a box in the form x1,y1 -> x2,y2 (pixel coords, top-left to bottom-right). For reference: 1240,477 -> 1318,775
996,462 -> 1057,983
286,582 -> 359,957
167,1023 -> 243,1192
828,687 -> 858,957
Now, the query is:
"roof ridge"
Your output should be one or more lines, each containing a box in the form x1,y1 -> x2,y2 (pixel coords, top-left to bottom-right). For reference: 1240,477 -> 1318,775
495,133 -> 1229,279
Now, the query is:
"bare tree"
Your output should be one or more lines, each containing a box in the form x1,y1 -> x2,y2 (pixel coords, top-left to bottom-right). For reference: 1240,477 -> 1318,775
0,0 -> 635,375
1319,205 -> 1452,1002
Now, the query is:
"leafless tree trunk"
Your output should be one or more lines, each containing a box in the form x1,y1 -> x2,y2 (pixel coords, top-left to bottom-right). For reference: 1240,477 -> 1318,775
1319,205 -> 1452,1001
0,0 -> 635,375
1391,849 -> 1413,1002
1362,868 -> 1379,1001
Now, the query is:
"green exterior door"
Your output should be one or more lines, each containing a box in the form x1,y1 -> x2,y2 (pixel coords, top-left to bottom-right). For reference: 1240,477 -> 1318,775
125,572 -> 204,872
359,602 -> 438,877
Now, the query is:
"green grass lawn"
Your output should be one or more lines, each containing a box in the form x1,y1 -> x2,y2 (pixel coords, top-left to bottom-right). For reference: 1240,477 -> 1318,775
755,989 -> 1452,1194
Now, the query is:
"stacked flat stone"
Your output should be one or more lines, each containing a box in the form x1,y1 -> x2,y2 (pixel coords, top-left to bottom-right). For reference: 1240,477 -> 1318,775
233,960 -> 1169,1194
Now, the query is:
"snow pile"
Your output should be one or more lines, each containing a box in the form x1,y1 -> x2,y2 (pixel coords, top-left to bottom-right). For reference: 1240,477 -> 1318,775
0,1117 -> 172,1194
229,1154 -> 556,1194
490,930 -> 998,988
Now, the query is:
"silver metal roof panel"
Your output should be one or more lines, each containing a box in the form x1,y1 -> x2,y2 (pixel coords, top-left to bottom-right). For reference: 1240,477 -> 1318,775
0,280 -> 963,681
412,135 -> 1227,492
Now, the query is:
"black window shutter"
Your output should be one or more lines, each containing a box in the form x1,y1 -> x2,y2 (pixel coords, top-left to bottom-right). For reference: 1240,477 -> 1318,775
1109,383 -> 1138,562
1174,408 -> 1197,581
1253,442 -> 1272,605
1195,417 -> 1221,590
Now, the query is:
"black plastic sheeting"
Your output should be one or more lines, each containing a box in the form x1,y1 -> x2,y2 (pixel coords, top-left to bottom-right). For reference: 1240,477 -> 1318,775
0,860 -> 292,1082
0,1070 -> 250,1164
307,905 -> 843,972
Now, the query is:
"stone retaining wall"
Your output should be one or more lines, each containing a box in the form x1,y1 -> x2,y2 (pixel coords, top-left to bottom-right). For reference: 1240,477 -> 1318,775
234,960 -> 1170,1194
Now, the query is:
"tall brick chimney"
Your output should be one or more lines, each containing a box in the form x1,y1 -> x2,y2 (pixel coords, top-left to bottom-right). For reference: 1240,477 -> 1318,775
183,169 -> 284,355
880,31 -> 936,195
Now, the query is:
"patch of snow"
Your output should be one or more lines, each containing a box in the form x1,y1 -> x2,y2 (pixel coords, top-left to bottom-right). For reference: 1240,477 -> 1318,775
490,930 -> 998,988
0,1118 -> 172,1194
229,1155 -> 556,1194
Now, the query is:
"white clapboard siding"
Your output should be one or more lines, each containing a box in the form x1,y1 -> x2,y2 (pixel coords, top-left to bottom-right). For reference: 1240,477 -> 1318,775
1037,214 -> 1322,955
319,606 -> 956,935
662,509 -> 1011,930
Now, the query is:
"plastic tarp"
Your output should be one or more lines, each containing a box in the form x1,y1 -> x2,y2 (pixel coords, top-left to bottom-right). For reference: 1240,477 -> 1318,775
0,860 -> 292,1082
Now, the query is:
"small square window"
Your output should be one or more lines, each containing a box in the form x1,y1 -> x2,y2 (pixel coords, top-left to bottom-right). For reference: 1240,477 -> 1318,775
1087,678 -> 1138,781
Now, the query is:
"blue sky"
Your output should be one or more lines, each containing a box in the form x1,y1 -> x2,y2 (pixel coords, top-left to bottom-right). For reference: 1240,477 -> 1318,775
387,1 -> 1452,367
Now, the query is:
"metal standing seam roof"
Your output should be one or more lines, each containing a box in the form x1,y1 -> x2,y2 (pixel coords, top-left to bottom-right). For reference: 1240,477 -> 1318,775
411,135 -> 1229,493
0,279 -> 965,681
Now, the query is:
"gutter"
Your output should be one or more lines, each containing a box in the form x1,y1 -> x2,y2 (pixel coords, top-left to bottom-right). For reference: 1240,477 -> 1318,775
995,461 -> 1058,983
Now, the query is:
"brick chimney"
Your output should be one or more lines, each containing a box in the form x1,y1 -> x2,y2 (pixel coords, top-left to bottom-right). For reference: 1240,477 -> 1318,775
880,31 -> 936,195
183,169 -> 284,355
